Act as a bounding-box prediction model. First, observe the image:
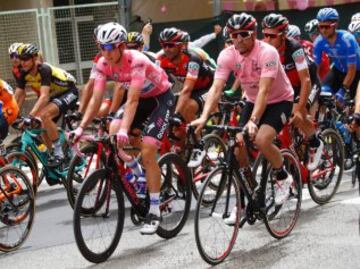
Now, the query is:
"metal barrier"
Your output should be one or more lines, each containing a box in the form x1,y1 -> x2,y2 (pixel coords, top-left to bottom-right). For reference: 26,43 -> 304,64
0,1 -> 119,86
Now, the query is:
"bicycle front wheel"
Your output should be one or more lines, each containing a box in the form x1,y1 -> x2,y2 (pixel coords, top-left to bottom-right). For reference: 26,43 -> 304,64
0,166 -> 35,252
73,168 -> 124,263
308,128 -> 344,204
194,166 -> 241,265
263,149 -> 302,239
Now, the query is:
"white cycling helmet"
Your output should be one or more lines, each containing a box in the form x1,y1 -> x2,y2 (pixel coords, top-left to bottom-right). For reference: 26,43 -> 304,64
8,42 -> 23,55
287,24 -> 301,39
97,22 -> 127,45
348,21 -> 360,34
351,12 -> 360,22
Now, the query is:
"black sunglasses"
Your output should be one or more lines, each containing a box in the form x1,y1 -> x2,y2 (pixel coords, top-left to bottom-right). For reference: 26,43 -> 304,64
160,42 -> 181,49
10,53 -> 19,59
263,32 -> 282,39
126,43 -> 140,50
230,31 -> 253,39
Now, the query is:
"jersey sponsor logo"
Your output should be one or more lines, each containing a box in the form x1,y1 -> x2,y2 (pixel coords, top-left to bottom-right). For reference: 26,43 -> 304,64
292,49 -> 305,64
146,122 -> 156,133
265,60 -> 276,68
156,109 -> 170,140
282,62 -> 295,71
187,62 -> 200,78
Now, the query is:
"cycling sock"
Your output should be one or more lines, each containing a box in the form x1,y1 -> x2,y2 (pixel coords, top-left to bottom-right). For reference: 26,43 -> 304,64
149,192 -> 160,217
273,167 -> 288,181
53,138 -> 64,157
308,134 -> 320,148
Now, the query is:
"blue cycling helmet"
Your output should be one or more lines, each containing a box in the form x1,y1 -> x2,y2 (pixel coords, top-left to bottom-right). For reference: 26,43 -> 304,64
317,8 -> 339,22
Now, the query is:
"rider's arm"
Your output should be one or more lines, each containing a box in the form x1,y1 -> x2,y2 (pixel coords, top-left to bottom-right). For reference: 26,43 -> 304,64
199,78 -> 226,121
355,81 -> 360,113
297,68 -> 311,109
78,78 -> 94,114
119,86 -> 140,132
109,83 -> 125,114
14,87 -> 26,109
175,79 -> 196,114
343,64 -> 356,89
250,77 -> 273,121
313,37 -> 324,77
29,85 -> 50,117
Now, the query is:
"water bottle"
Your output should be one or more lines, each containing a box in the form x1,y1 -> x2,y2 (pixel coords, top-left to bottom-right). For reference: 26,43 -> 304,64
136,173 -> 147,199
37,143 -> 48,154
335,121 -> 351,145
125,158 -> 143,178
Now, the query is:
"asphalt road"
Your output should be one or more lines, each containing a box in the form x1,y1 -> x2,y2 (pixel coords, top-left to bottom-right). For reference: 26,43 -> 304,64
1,172 -> 360,269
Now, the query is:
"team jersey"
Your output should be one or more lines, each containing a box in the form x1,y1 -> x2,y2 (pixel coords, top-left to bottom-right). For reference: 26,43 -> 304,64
314,30 -> 360,73
157,50 -> 214,91
89,52 -> 103,80
16,63 -> 76,97
215,40 -> 293,104
189,47 -> 217,70
12,65 -> 22,81
0,79 -> 19,124
279,38 -> 310,90
300,39 -> 330,81
94,49 -> 171,98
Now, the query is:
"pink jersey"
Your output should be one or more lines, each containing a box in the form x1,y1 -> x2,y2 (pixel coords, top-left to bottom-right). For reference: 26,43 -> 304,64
94,50 -> 171,98
215,40 -> 294,104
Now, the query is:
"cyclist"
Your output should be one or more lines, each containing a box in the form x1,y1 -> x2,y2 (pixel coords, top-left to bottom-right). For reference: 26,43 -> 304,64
348,20 -> 360,45
314,7 -> 360,102
8,42 -> 24,82
78,25 -> 119,118
304,19 -> 319,42
191,13 -> 294,207
0,79 -> 19,140
262,13 -> 324,170
14,43 -> 78,165
351,81 -> 360,136
73,22 -> 175,235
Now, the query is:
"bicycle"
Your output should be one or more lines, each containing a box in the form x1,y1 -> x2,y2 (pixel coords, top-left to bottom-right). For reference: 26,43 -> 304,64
0,166 -> 35,252
73,135 -> 192,263
194,125 -> 302,265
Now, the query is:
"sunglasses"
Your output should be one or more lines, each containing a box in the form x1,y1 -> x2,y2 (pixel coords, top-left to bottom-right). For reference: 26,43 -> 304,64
19,55 -> 32,61
318,23 -> 336,30
160,42 -> 181,49
100,43 -> 118,51
262,32 -> 282,39
10,53 -> 19,59
126,43 -> 140,50
230,31 -> 253,40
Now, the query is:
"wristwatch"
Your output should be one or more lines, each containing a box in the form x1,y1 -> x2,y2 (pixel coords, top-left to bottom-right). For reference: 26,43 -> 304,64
250,115 -> 259,126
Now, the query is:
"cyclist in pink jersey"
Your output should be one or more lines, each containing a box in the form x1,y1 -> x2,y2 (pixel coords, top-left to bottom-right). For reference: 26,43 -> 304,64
73,22 -> 175,235
191,13 -> 294,211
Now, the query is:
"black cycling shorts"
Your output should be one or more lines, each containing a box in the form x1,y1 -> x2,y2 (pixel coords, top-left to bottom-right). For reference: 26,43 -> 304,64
51,86 -> 79,113
115,89 -> 175,147
190,88 -> 209,112
239,101 -> 293,133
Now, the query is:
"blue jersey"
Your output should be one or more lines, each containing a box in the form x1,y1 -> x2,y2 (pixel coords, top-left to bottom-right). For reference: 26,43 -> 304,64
313,30 -> 360,73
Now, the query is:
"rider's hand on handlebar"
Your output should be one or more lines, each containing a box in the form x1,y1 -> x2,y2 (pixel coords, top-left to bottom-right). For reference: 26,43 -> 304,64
69,127 -> 84,144
245,120 -> 258,141
116,129 -> 129,147
190,117 -> 207,136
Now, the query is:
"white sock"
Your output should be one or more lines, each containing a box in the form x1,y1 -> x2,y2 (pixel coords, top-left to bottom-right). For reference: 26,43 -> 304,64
149,192 -> 160,217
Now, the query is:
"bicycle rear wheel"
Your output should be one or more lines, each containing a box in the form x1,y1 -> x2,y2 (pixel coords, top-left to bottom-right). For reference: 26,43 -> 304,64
263,149 -> 302,239
194,166 -> 241,265
308,128 -> 344,204
156,152 -> 192,239
73,168 -> 124,263
0,166 -> 35,252
191,134 -> 227,202
66,142 -> 105,209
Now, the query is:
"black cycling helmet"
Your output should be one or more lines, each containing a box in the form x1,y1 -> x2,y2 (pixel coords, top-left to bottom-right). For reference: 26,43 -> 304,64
262,13 -> 289,32
159,27 -> 182,43
127,31 -> 144,45
17,43 -> 39,58
304,19 -> 319,35
226,13 -> 257,32
223,26 -> 231,42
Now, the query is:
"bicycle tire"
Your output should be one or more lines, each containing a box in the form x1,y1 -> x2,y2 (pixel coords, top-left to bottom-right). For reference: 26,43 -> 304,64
308,128 -> 344,204
194,166 -> 241,265
262,149 -> 302,239
6,151 -> 39,194
0,166 -> 35,252
73,168 -> 124,263
191,134 -> 227,202
66,142 -> 105,209
156,152 -> 192,239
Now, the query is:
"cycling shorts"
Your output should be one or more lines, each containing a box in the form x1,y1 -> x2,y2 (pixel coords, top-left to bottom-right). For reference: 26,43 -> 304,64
240,101 -> 293,133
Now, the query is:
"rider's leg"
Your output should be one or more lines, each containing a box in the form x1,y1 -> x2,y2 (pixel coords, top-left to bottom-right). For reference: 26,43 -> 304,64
39,103 -> 61,157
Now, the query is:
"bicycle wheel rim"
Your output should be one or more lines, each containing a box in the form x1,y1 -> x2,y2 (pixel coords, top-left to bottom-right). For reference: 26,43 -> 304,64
0,166 -> 35,252
264,150 -> 302,239
73,169 -> 124,263
195,167 -> 240,265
